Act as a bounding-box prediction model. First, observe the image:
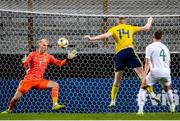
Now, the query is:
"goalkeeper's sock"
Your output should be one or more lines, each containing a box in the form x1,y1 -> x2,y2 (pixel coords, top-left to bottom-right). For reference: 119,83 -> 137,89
137,88 -> 147,112
111,84 -> 119,104
8,98 -> 19,111
51,87 -> 59,106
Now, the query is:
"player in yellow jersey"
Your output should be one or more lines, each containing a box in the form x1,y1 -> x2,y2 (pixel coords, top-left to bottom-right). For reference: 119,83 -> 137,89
84,17 -> 159,108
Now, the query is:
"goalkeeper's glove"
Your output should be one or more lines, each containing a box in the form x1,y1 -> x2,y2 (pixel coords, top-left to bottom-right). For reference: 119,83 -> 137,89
19,55 -> 27,68
21,54 -> 27,63
67,49 -> 77,60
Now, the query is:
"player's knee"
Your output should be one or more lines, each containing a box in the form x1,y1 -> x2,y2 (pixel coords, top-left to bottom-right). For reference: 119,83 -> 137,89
53,82 -> 59,88
113,81 -> 120,86
12,91 -> 23,100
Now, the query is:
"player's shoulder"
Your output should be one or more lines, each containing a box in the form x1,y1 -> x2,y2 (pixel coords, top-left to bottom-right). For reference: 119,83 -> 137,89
29,51 -> 37,56
124,24 -> 140,31
157,42 -> 169,50
146,43 -> 157,53
162,43 -> 170,52
120,24 -> 132,28
110,24 -> 132,29
110,25 -> 119,29
146,43 -> 154,49
29,51 -> 36,54
46,53 -> 54,58
161,42 -> 168,48
127,24 -> 140,28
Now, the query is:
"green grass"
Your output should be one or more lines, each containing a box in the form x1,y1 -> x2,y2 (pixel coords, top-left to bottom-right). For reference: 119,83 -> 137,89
0,112 -> 180,120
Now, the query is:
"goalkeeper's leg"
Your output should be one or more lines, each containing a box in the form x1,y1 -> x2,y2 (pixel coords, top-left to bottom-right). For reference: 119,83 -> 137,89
1,80 -> 35,113
46,81 -> 65,111
109,71 -> 123,108
1,91 -> 23,114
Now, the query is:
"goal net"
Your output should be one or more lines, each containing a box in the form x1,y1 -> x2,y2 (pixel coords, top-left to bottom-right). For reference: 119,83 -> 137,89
0,0 -> 179,113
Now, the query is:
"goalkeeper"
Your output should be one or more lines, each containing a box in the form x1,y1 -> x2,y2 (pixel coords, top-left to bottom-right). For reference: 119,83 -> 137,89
84,17 -> 159,108
1,39 -> 77,113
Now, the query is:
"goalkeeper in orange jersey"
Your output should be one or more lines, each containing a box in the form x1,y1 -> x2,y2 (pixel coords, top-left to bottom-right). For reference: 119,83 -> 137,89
1,39 -> 77,113
84,17 -> 159,108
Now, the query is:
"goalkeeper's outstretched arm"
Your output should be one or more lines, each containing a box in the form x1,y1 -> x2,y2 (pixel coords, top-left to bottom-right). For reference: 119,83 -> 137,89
50,49 -> 77,67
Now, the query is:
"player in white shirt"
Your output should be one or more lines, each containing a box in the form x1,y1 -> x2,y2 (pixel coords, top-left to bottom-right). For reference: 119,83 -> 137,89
137,30 -> 175,114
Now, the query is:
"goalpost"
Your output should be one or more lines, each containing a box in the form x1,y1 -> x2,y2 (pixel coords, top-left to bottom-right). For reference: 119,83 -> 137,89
0,0 -> 179,113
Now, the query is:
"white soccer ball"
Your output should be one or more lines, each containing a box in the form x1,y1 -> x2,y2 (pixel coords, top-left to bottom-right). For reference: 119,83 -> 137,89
57,38 -> 69,48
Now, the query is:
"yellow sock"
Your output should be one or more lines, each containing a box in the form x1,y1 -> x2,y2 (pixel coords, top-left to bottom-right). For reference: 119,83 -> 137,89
52,97 -> 58,105
146,86 -> 153,94
111,85 -> 119,102
51,87 -> 58,105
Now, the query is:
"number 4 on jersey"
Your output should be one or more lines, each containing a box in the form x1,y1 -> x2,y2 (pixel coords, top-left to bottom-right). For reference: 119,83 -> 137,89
160,49 -> 166,61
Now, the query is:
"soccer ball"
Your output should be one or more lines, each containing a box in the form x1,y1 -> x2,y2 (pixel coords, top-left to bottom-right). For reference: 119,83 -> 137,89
57,38 -> 69,48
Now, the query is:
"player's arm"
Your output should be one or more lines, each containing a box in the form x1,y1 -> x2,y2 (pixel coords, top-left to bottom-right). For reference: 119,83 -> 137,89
19,52 -> 33,68
143,46 -> 152,84
137,17 -> 153,31
144,58 -> 151,77
50,50 -> 77,67
49,56 -> 73,67
50,55 -> 67,67
84,32 -> 112,41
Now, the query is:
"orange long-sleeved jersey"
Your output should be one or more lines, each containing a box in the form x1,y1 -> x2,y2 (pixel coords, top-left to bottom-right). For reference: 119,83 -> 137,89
22,51 -> 67,80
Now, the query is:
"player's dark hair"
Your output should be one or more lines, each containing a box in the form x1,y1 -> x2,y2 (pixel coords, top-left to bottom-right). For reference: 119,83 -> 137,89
154,30 -> 163,40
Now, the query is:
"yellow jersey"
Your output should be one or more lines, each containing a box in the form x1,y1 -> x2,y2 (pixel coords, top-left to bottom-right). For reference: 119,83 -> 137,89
108,24 -> 140,54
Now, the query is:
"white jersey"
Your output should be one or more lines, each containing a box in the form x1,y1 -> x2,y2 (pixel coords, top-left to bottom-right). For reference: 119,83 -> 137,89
145,41 -> 171,78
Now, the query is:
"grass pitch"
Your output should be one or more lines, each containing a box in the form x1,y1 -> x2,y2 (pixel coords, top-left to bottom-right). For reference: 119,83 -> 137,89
0,112 -> 180,120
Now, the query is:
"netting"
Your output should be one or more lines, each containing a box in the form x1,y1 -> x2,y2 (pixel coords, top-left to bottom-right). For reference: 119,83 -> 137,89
0,0 -> 180,113
0,0 -> 180,15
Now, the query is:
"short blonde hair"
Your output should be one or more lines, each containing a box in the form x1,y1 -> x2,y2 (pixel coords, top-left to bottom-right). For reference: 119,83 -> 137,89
118,17 -> 126,24
37,39 -> 49,45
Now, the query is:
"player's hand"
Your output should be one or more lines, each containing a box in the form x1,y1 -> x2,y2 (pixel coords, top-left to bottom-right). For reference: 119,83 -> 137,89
67,49 -> 78,59
142,79 -> 147,87
21,55 -> 27,63
84,35 -> 92,40
148,17 -> 153,23
141,74 -> 147,87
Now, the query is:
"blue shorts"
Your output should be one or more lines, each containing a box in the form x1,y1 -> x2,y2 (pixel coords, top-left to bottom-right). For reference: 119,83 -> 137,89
113,48 -> 142,71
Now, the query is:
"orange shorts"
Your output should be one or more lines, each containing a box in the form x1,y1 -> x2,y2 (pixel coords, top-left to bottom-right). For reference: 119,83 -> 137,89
17,79 -> 50,94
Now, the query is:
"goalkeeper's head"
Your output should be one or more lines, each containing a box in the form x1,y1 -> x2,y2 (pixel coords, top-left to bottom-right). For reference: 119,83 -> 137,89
37,39 -> 49,54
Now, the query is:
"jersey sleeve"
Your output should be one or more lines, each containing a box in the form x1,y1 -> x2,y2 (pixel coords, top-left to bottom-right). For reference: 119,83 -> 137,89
107,27 -> 114,35
22,52 -> 34,67
145,45 -> 152,59
49,55 -> 67,67
131,26 -> 141,33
